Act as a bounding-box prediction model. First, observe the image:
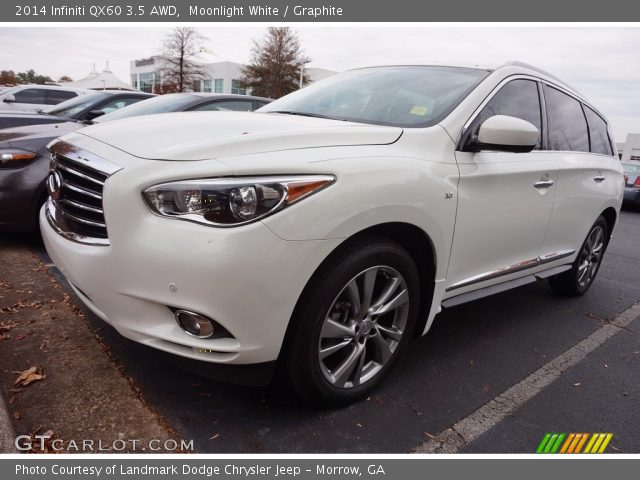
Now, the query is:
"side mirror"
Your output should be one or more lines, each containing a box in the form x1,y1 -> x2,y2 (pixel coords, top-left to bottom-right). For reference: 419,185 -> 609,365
3,94 -> 16,103
86,110 -> 106,120
472,115 -> 539,153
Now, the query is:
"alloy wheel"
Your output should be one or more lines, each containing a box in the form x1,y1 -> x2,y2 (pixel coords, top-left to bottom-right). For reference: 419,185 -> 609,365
317,266 -> 410,389
577,225 -> 605,288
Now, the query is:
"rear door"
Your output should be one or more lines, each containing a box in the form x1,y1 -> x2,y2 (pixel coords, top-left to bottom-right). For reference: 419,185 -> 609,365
446,78 -> 558,294
539,85 -> 620,258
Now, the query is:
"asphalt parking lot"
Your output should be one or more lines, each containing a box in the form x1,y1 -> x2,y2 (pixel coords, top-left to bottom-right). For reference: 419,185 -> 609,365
1,208 -> 639,453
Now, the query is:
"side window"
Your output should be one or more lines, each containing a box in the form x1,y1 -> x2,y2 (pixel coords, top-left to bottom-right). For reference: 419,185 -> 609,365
466,79 -> 542,149
46,90 -> 77,105
192,100 -> 254,112
544,85 -> 590,152
13,88 -> 47,104
584,106 -> 613,156
97,97 -> 145,114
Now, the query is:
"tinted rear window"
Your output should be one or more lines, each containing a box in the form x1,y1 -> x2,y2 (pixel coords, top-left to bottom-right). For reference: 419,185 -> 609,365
584,106 -> 613,156
544,85 -> 589,152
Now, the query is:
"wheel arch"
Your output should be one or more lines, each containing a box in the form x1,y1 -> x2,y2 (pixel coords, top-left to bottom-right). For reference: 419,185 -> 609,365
600,207 -> 617,244
279,221 -> 437,360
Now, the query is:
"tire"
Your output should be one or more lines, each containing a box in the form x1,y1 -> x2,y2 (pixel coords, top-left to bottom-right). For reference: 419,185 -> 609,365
548,216 -> 608,297
283,236 -> 421,407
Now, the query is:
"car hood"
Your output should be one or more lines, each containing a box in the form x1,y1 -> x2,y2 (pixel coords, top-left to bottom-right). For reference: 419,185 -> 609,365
76,111 -> 403,160
0,121 -> 83,148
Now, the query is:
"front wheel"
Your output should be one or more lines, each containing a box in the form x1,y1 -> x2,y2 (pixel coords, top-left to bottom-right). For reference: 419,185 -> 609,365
283,237 -> 420,406
548,216 -> 608,296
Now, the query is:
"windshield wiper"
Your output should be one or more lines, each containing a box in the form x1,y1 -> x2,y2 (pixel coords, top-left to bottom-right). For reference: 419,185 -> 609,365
269,111 -> 345,121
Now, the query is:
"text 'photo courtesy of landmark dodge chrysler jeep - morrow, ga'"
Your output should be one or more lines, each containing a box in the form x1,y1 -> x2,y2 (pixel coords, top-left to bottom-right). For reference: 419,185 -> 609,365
41,62 -> 623,406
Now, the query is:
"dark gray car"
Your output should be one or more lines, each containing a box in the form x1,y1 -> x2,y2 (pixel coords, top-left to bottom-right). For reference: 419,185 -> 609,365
0,90 -> 154,130
0,93 -> 271,231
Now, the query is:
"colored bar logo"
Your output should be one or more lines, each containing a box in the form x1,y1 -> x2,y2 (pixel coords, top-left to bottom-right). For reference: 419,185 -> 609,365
536,433 -> 613,453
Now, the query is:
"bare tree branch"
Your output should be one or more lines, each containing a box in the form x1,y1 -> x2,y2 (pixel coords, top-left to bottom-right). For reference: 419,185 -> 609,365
158,27 -> 207,93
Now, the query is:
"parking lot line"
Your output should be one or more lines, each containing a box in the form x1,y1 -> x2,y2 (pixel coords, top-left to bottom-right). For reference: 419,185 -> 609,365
414,301 -> 640,453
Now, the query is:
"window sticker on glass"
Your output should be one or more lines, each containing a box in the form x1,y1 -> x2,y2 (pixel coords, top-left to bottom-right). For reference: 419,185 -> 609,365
410,105 -> 429,116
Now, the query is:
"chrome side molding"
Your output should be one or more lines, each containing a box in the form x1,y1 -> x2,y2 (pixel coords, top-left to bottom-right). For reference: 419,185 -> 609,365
446,249 -> 575,292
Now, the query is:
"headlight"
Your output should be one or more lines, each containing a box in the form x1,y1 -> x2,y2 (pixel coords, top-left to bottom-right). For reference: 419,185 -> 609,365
143,175 -> 335,227
0,149 -> 39,169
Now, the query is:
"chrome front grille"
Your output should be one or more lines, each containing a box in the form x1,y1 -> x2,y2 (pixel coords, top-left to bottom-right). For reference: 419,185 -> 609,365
46,140 -> 122,246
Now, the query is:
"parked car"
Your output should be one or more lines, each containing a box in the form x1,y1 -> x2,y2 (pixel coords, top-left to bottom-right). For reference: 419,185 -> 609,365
0,90 -> 154,130
0,93 -> 268,231
92,92 -> 272,123
622,161 -> 640,207
0,85 -> 87,113
40,63 -> 623,406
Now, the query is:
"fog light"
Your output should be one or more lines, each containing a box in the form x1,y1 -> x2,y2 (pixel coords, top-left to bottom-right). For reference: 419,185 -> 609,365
175,310 -> 215,338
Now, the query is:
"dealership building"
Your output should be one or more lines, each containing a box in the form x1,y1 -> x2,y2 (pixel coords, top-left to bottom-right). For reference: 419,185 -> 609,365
129,56 -> 335,95
620,133 -> 640,162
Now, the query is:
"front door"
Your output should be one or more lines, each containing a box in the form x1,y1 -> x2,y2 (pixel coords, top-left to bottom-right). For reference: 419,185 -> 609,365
445,78 -> 557,295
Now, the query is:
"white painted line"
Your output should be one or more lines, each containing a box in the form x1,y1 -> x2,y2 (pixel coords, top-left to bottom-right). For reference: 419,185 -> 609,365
414,302 -> 640,453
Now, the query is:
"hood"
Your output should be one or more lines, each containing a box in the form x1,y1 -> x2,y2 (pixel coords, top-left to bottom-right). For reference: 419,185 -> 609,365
0,121 -> 83,149
76,111 -> 403,161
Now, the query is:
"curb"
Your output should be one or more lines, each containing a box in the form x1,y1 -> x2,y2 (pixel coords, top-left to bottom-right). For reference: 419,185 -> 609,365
0,384 -> 17,453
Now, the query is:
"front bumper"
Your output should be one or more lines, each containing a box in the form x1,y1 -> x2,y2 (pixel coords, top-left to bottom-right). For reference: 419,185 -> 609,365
0,156 -> 48,231
41,203 -> 341,365
623,187 -> 640,206
39,133 -> 343,367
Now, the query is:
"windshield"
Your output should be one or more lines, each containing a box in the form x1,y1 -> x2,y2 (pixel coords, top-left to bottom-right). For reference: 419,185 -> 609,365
43,92 -> 108,117
259,66 -> 489,127
96,93 -> 197,122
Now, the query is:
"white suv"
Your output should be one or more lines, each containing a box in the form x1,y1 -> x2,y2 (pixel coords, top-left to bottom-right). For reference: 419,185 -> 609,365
0,85 -> 86,112
41,62 -> 623,405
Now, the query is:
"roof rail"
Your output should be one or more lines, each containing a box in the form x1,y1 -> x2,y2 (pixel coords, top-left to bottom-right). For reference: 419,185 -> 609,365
501,60 -> 584,99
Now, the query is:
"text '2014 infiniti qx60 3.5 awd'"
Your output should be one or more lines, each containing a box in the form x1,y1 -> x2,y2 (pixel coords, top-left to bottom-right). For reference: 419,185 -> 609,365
41,62 -> 623,406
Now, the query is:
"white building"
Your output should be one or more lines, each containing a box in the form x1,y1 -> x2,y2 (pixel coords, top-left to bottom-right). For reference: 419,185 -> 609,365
620,134 -> 640,162
129,56 -> 335,95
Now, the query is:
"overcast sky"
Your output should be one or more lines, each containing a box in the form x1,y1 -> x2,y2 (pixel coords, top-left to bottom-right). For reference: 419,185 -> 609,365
1,26 -> 638,141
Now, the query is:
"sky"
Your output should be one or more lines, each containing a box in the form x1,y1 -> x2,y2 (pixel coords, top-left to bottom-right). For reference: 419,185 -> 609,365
0,26 -> 639,141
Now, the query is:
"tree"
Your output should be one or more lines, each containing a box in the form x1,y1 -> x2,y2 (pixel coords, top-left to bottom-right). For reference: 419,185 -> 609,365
0,70 -> 17,85
239,27 -> 310,99
58,75 -> 73,83
158,27 -> 206,93
16,69 -> 53,85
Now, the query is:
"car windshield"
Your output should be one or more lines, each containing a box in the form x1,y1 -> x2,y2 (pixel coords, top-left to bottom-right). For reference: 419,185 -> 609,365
259,66 -> 489,127
43,92 -> 109,117
96,93 -> 197,123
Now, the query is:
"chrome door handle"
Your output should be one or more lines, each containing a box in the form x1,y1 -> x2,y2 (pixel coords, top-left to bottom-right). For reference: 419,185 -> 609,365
594,175 -> 606,183
534,179 -> 555,188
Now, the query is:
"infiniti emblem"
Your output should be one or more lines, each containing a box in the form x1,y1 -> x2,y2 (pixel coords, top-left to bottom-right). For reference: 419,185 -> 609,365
47,170 -> 63,200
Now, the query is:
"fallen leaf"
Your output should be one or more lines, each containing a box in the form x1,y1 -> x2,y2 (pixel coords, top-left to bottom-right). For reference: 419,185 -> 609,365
13,367 -> 46,387
0,321 -> 17,332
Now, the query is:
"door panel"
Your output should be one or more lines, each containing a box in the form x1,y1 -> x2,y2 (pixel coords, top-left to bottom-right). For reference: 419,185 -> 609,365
541,153 -> 619,256
539,85 -> 619,257
446,151 -> 557,293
